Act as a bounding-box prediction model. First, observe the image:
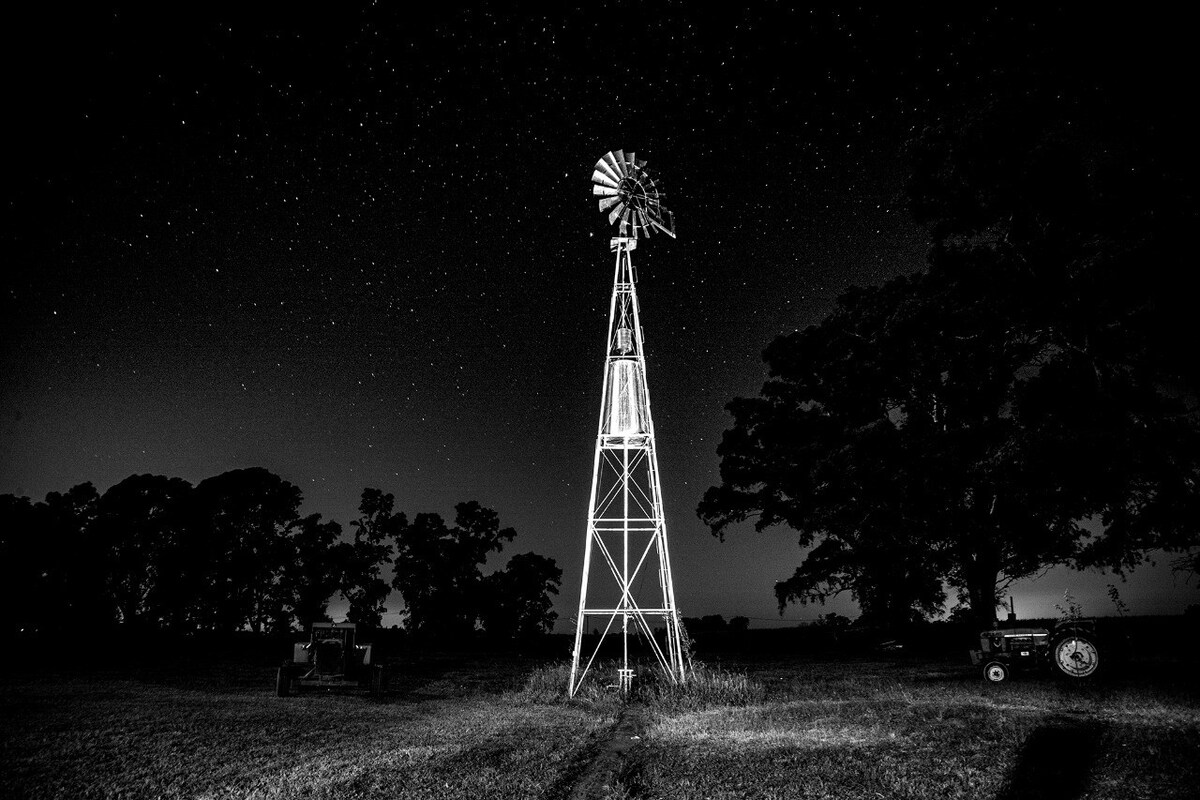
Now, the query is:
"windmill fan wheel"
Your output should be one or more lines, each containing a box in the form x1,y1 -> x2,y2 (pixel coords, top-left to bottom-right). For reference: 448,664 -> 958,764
591,150 -> 675,239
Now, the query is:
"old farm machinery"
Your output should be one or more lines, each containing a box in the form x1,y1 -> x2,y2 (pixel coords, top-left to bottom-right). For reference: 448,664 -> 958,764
276,622 -> 387,696
970,618 -> 1101,683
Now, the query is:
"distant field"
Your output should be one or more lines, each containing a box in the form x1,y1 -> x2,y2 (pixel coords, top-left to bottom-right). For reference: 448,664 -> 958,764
3,651 -> 1198,799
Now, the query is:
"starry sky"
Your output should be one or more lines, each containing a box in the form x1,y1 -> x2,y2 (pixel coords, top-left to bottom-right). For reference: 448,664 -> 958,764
3,4 -> 1196,629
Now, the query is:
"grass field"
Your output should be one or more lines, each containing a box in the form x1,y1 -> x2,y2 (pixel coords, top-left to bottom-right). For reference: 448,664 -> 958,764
614,658 -> 1200,800
3,651 -> 1198,799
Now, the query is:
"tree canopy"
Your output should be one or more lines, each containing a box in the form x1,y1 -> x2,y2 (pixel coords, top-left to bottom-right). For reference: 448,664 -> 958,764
480,552 -> 563,640
0,471 -> 561,641
391,500 -> 518,638
344,488 -> 399,628
700,78 -> 1200,628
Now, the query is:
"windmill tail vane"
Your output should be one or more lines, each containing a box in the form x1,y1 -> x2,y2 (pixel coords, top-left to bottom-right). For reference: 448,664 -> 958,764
591,150 -> 676,239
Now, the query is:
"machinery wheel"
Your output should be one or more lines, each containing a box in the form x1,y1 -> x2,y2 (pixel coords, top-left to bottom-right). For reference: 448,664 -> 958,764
1053,635 -> 1100,679
368,665 -> 387,695
276,666 -> 291,697
984,661 -> 1009,683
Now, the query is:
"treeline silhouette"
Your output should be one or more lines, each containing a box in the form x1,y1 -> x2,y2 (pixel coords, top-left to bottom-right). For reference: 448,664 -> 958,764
0,467 -> 560,640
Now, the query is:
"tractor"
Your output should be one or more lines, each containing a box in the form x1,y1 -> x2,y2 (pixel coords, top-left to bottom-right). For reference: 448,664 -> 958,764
276,622 -> 388,696
969,618 -> 1100,683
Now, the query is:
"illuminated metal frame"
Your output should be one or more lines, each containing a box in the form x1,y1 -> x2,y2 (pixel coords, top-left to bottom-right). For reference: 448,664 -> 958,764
569,235 -> 687,696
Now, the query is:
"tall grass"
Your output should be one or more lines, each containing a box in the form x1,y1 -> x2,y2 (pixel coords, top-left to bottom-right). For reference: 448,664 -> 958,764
510,660 -> 614,707
633,662 -> 765,709
512,659 -> 764,710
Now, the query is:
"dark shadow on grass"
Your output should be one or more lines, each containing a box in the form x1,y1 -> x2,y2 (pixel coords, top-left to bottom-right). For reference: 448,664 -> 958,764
996,716 -> 1104,800
547,706 -> 645,800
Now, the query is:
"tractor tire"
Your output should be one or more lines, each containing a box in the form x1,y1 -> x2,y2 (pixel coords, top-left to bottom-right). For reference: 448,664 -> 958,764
984,661 -> 1009,683
1053,634 -> 1100,679
276,666 -> 291,697
368,665 -> 387,695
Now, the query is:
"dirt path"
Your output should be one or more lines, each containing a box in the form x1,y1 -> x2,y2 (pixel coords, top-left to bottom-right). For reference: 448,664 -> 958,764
565,704 -> 647,800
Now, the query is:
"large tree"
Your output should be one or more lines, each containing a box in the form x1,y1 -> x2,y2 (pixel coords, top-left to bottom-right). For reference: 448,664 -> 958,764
0,494 -> 39,633
92,474 -> 193,628
190,468 -> 304,633
390,500 -> 516,637
4,469 -> 354,635
40,483 -> 107,631
0,483 -> 109,633
702,256 -> 1199,628
280,512 -> 346,631
701,80 -> 1200,627
480,552 -> 562,640
342,488 -> 400,629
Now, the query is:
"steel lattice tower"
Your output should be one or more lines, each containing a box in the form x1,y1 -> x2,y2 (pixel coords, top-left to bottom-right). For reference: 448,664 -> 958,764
569,150 -> 686,696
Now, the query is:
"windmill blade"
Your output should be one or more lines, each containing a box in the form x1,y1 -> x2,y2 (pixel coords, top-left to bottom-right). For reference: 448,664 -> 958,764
602,152 -> 623,178
608,201 -> 627,226
626,151 -> 636,170
593,184 -> 619,197
599,196 -> 621,212
606,151 -> 626,177
635,209 -> 649,235
591,169 -> 618,189
595,158 -> 621,185
636,158 -> 647,169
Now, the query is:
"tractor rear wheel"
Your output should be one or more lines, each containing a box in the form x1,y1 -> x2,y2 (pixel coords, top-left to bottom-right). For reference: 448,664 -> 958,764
276,666 -> 291,697
1053,635 -> 1099,679
984,661 -> 1009,683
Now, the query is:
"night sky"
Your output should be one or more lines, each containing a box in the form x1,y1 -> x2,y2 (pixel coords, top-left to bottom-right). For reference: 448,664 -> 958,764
4,5 -> 1195,629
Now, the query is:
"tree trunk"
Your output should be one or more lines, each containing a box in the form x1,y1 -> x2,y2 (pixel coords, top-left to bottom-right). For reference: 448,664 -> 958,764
964,549 -> 1000,631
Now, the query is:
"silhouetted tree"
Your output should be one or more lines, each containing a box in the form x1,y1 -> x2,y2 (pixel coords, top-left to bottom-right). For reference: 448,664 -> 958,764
190,468 -> 303,633
44,483 -> 107,630
281,512 -> 345,631
92,474 -> 193,628
0,494 -> 47,634
908,76 -> 1200,612
907,74 -> 1198,395
480,552 -> 562,639
342,488 -> 399,629
815,613 -> 851,629
391,500 -> 515,638
702,78 -> 1200,629
702,256 -> 1200,628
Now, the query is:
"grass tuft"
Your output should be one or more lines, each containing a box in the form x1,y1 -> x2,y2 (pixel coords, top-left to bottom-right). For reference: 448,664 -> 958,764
509,661 -> 614,707
512,660 -> 764,710
632,661 -> 765,709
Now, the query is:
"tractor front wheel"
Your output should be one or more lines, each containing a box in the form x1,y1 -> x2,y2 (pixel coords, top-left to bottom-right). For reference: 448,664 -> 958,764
368,665 -> 388,695
276,666 -> 291,697
984,661 -> 1009,683
1053,635 -> 1100,679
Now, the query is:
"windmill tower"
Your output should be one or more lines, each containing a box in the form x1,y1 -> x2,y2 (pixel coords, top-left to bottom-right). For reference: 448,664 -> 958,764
569,150 -> 687,696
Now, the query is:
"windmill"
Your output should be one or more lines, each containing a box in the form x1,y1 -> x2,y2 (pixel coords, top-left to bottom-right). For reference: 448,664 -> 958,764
569,150 -> 687,696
